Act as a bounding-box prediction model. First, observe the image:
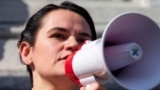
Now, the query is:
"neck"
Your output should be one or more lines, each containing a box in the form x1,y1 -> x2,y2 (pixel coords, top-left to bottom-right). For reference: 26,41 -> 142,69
32,71 -> 79,90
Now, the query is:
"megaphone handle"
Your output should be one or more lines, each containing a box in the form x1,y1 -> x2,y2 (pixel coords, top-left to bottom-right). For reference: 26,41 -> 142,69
79,75 -> 108,87
79,75 -> 97,86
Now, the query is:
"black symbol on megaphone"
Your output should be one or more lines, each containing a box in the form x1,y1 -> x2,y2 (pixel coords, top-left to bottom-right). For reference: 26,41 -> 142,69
65,12 -> 160,90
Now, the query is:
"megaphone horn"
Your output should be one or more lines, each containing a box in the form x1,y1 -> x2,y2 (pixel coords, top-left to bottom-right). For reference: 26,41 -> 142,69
65,12 -> 160,90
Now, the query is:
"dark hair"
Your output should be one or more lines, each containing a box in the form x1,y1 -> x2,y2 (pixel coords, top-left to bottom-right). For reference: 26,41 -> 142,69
17,1 -> 97,87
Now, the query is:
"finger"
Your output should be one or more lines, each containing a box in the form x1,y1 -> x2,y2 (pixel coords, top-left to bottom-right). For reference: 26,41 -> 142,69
80,86 -> 86,90
87,83 -> 107,90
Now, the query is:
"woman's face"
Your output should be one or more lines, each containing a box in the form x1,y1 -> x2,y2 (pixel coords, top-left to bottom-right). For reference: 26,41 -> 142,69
30,9 -> 92,80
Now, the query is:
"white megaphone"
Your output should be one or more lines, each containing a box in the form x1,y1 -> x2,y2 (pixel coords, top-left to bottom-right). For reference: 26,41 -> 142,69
65,12 -> 160,90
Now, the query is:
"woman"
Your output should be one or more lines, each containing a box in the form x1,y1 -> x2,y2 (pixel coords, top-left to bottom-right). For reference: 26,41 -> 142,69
17,1 -> 106,90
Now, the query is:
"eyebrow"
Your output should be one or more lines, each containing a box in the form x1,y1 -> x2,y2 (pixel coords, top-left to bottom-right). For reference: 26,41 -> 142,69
78,32 -> 91,39
47,27 -> 91,38
47,27 -> 68,34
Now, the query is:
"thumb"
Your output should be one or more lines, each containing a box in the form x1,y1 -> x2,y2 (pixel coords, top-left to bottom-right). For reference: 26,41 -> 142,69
80,83 -> 107,90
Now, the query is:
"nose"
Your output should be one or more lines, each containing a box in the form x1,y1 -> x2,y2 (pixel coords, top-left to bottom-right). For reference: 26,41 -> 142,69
64,36 -> 80,52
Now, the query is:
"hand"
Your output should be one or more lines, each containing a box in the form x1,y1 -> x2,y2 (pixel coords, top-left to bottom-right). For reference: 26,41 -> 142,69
80,82 -> 107,90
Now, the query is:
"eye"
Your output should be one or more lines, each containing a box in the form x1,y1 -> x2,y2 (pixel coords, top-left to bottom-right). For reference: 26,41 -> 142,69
51,33 -> 66,40
77,38 -> 87,44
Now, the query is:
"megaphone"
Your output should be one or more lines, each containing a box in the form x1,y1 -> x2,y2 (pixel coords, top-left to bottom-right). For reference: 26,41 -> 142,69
65,12 -> 160,90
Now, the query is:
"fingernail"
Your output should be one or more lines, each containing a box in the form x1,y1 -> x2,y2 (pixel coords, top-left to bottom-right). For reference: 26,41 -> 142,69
86,85 -> 92,90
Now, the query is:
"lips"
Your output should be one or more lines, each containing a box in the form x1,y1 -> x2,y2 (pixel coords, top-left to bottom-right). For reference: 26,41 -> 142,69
59,51 -> 77,61
59,55 -> 70,61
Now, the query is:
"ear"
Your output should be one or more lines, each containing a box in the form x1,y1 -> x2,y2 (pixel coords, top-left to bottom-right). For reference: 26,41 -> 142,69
19,41 -> 33,65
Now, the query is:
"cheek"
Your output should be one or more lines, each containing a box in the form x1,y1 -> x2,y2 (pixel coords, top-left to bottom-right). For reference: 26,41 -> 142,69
31,41 -> 65,74
32,42 -> 60,67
